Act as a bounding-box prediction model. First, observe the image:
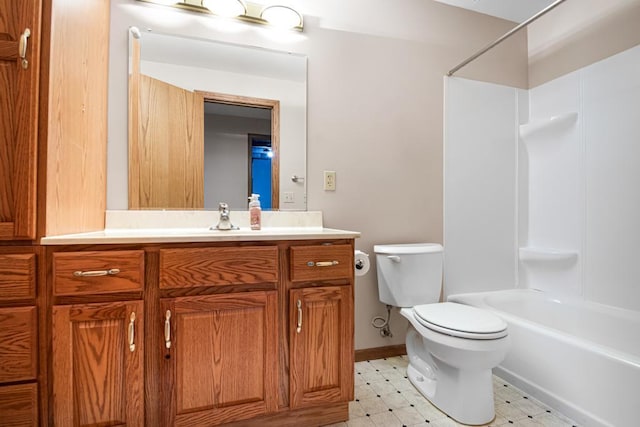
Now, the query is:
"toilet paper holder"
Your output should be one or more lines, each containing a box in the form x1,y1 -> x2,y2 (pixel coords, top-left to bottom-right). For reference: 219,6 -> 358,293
354,250 -> 370,276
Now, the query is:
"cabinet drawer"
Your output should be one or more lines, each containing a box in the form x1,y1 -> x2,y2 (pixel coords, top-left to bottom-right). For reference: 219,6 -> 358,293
0,254 -> 36,302
290,244 -> 353,282
0,306 -> 37,383
53,250 -> 144,296
160,246 -> 278,289
0,383 -> 38,426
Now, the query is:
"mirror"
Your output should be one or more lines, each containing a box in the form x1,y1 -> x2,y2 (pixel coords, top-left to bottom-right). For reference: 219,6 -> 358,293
128,29 -> 307,210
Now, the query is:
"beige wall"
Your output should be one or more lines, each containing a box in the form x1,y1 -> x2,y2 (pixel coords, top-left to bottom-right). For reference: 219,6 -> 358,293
528,0 -> 640,88
108,0 -> 527,350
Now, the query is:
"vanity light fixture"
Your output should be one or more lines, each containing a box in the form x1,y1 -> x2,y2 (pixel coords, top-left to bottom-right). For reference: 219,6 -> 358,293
137,0 -> 304,31
202,0 -> 246,18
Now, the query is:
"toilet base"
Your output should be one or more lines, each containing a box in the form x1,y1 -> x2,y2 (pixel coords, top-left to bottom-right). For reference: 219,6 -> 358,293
404,325 -> 500,425
407,360 -> 496,425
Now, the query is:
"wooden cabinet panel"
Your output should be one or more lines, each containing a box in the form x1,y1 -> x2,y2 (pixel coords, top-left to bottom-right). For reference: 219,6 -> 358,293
160,246 -> 278,289
0,0 -> 41,240
52,301 -> 144,427
0,383 -> 38,426
0,253 -> 35,302
289,286 -> 354,408
0,306 -> 37,383
290,244 -> 353,282
161,291 -> 277,426
53,250 -> 144,296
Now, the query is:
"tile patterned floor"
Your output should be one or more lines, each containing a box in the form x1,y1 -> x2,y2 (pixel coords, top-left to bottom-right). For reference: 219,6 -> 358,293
326,356 -> 579,427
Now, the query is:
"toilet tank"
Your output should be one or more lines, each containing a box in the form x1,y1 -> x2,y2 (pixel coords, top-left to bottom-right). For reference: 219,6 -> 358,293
374,243 -> 443,307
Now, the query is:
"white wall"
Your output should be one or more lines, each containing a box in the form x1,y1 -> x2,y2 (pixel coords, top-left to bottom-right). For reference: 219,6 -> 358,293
446,45 -> 640,313
520,74 -> 583,296
443,77 -> 519,297
582,46 -> 640,311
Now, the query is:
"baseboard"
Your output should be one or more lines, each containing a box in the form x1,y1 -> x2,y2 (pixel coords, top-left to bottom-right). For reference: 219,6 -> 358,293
355,344 -> 406,362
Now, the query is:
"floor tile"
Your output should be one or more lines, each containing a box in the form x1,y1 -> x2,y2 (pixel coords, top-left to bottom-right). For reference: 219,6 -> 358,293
340,357 -> 579,427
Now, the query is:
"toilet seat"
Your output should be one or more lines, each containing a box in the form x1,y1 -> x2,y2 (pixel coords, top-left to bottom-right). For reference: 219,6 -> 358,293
413,302 -> 507,340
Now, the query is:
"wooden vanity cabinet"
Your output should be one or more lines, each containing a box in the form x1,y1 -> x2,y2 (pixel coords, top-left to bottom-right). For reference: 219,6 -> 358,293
160,291 -> 278,426
49,248 -> 145,427
45,239 -> 355,426
289,286 -> 353,409
157,245 -> 279,426
51,300 -> 144,427
289,244 -> 355,410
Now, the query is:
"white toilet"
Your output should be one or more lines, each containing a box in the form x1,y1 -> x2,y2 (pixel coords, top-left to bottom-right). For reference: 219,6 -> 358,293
374,243 -> 509,426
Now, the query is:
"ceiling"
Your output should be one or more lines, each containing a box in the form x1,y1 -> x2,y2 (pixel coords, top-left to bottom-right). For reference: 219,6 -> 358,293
432,0 -> 557,23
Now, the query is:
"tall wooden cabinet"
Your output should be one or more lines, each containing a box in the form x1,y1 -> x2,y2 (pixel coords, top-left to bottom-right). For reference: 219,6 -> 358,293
1,0 -> 110,423
1,0 -> 109,240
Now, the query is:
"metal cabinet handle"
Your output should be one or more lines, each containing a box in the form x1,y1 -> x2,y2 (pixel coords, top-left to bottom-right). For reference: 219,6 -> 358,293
296,300 -> 302,333
164,310 -> 172,349
128,312 -> 136,352
73,268 -> 120,277
19,28 -> 30,69
306,260 -> 339,267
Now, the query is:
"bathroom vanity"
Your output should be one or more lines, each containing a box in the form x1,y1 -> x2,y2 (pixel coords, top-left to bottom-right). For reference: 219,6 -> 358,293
41,219 -> 359,426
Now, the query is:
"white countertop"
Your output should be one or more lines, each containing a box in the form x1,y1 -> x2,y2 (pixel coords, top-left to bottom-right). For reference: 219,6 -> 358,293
39,210 -> 360,245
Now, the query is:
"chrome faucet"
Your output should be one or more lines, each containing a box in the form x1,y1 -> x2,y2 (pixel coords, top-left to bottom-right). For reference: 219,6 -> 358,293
211,202 -> 239,230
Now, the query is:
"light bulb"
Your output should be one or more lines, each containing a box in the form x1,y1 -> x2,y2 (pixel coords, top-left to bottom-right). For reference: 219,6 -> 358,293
202,0 -> 246,18
152,0 -> 179,5
260,5 -> 302,29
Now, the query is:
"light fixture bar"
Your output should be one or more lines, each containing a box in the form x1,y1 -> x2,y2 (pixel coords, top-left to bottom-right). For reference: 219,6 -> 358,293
135,0 -> 304,31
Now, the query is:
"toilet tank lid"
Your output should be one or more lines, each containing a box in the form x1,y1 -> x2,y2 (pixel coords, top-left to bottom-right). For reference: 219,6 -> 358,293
374,243 -> 443,255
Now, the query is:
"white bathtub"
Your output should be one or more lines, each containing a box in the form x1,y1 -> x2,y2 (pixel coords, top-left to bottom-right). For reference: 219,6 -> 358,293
448,289 -> 640,427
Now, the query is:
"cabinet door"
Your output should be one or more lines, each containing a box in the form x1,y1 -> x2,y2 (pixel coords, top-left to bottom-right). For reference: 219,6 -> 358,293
290,286 -> 354,408
161,291 -> 277,426
0,0 -> 41,239
52,301 -> 144,427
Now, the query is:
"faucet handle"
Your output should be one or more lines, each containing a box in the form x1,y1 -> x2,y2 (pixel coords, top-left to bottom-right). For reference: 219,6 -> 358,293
218,202 -> 229,212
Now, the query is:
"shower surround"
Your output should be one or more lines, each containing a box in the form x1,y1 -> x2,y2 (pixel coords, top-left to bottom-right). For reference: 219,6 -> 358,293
443,45 -> 640,426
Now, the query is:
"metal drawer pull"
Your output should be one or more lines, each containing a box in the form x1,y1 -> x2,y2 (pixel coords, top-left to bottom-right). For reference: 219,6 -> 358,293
128,312 -> 136,352
296,300 -> 302,333
19,28 -> 30,69
306,260 -> 339,267
73,268 -> 121,277
164,310 -> 172,349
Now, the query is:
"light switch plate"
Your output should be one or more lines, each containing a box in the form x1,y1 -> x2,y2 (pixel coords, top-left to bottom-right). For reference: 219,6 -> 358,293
283,192 -> 295,203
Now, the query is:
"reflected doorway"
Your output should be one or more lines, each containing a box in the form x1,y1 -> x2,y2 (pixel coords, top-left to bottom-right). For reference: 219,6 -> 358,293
199,92 -> 280,211
249,134 -> 273,210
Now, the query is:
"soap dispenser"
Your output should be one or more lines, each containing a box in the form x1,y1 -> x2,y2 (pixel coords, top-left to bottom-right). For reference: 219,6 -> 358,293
248,193 -> 261,230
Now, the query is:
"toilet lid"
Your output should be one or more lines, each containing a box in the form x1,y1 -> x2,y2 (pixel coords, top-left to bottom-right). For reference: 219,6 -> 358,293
413,302 -> 508,340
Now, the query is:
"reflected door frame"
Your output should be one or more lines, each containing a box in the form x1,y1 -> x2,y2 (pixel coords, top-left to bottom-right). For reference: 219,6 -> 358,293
197,91 -> 280,211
